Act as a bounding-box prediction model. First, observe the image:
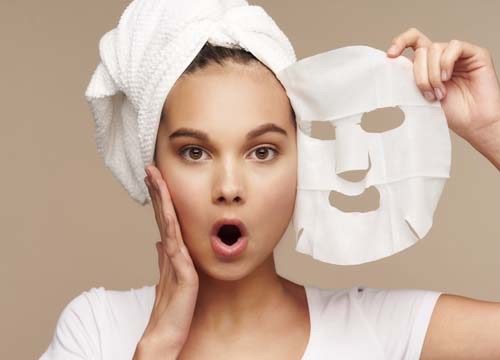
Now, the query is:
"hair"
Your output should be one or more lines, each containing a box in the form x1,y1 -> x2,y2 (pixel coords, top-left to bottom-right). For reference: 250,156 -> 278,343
154,42 -> 296,164
159,41 -> 296,127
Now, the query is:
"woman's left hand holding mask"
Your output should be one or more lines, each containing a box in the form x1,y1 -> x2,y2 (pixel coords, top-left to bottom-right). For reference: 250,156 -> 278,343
386,27 -> 500,170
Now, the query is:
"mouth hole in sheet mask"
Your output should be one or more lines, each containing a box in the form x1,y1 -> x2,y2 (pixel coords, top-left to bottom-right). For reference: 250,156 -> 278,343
328,186 -> 380,213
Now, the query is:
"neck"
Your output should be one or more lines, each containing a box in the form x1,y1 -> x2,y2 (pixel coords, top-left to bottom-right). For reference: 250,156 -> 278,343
191,254 -> 291,332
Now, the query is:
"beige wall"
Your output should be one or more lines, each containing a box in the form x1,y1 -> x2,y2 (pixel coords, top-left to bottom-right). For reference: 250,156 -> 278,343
1,0 -> 499,358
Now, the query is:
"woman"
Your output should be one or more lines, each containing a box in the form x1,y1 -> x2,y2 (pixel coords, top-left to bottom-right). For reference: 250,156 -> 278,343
39,8 -> 500,360
138,29 -> 500,359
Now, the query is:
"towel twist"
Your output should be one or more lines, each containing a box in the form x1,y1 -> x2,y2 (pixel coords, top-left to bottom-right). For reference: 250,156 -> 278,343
84,0 -> 296,204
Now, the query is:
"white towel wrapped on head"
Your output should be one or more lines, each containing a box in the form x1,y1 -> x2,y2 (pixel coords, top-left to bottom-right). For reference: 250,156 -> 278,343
84,0 -> 297,205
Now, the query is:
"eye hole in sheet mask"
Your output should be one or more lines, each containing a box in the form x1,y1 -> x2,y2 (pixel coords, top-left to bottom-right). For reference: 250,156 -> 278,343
360,106 -> 405,133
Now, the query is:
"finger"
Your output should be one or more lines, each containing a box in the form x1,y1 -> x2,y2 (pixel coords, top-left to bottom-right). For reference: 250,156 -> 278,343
441,39 -> 485,76
147,168 -> 178,280
165,200 -> 193,269
427,42 -> 447,100
156,239 -> 176,306
147,166 -> 195,281
145,176 -> 158,220
413,47 -> 435,102
147,167 -> 170,239
148,165 -> 175,215
147,165 -> 183,248
154,241 -> 164,308
440,40 -> 461,83
153,178 -> 181,256
156,241 -> 164,272
162,213 -> 179,258
387,27 -> 432,57
163,213 -> 197,286
145,176 -> 164,235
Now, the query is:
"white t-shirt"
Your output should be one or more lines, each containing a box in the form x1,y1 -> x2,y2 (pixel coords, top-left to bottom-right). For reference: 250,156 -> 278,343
38,284 -> 442,360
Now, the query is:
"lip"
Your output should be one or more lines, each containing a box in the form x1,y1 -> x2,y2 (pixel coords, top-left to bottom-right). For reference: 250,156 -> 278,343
210,217 -> 249,258
210,218 -> 248,238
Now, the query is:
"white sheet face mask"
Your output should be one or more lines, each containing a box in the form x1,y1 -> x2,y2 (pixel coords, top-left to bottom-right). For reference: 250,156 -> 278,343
275,45 -> 451,265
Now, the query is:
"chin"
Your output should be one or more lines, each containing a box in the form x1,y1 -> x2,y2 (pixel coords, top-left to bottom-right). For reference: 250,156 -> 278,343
194,259 -> 254,281
191,248 -> 270,282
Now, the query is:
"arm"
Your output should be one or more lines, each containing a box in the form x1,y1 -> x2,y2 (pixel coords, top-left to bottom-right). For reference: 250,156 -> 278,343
385,28 -> 500,359
421,294 -> 500,359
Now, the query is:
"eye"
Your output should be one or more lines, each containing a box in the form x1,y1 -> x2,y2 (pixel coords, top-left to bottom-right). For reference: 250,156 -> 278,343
249,146 -> 279,161
179,146 -> 210,162
178,145 -> 279,163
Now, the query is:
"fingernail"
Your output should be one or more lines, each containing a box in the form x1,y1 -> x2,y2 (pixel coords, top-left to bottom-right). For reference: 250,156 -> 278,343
424,91 -> 435,101
387,45 -> 398,54
441,70 -> 448,81
434,87 -> 444,100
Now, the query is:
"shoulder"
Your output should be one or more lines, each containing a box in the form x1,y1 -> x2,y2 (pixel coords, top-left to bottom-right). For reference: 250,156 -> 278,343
39,287 -> 107,359
56,286 -> 108,334
308,285 -> 442,360
310,284 -> 442,319
61,284 -> 155,322
352,285 -> 442,360
103,284 -> 156,317
39,284 -> 155,359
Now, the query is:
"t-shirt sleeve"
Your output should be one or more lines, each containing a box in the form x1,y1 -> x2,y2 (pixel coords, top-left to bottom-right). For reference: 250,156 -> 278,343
38,288 -> 103,360
354,286 -> 442,360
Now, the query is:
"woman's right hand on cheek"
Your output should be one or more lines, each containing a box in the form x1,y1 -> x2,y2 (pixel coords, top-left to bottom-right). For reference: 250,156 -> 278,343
133,165 -> 199,360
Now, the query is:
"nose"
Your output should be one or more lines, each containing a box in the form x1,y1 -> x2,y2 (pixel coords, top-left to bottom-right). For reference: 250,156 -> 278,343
334,115 -> 370,177
212,160 -> 245,205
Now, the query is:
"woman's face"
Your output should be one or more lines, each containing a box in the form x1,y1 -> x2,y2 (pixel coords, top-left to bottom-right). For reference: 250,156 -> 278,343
154,61 -> 297,280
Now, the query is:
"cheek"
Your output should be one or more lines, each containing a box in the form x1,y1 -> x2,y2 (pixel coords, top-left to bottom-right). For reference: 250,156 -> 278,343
253,157 -> 297,231
267,165 -> 296,207
163,166 -> 207,221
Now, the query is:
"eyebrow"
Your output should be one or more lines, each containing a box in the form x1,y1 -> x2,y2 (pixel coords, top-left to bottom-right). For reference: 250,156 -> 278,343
168,122 -> 288,142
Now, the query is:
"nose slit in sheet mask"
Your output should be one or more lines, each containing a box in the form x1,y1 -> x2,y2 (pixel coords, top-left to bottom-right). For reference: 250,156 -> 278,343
276,45 -> 452,265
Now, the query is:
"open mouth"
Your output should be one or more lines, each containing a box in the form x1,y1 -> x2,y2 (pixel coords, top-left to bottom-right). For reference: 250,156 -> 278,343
210,218 -> 249,257
217,224 -> 242,246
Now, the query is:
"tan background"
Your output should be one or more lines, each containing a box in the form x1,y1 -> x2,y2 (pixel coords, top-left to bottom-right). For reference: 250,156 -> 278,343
1,0 -> 499,358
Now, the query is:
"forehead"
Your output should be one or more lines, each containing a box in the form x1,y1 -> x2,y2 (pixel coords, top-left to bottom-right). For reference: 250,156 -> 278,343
161,62 -> 292,131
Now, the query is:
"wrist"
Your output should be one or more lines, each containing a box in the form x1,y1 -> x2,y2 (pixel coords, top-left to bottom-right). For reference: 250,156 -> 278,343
466,119 -> 500,170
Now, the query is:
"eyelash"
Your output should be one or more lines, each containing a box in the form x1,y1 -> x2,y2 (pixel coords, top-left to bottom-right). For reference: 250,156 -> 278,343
178,145 -> 279,163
